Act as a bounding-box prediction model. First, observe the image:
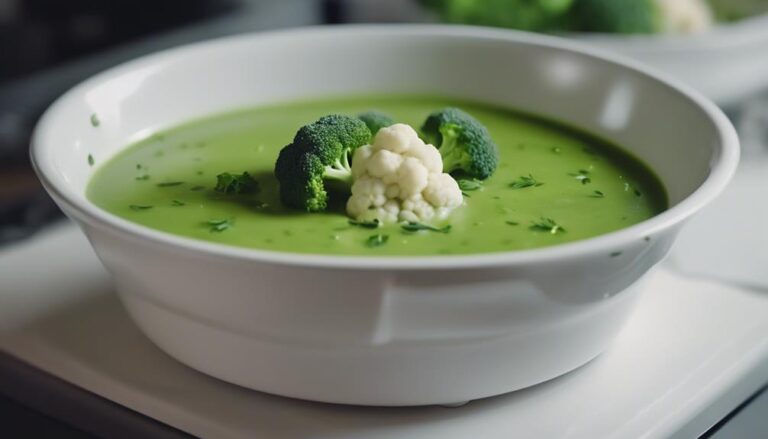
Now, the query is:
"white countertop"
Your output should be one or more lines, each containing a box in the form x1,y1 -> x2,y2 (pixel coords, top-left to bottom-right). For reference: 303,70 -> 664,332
1,220 -> 767,439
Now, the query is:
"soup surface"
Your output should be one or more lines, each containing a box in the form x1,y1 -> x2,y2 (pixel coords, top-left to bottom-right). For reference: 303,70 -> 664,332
87,96 -> 667,256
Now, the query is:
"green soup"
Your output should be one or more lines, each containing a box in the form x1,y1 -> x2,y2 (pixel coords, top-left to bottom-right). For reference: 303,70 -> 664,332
87,96 -> 667,256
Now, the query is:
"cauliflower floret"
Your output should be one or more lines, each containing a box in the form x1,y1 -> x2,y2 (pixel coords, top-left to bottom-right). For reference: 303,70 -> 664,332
351,144 -> 374,178
654,0 -> 713,34
347,123 -> 463,224
424,173 -> 463,209
405,141 -> 443,174
397,157 -> 429,198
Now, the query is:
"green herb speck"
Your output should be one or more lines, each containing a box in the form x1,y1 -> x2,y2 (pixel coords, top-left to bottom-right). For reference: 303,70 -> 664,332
129,204 -> 153,211
207,218 -> 233,233
215,172 -> 259,194
591,190 -> 605,198
530,217 -> 566,235
458,178 -> 483,192
510,174 -> 543,189
90,113 -> 100,127
87,154 -> 94,166
349,219 -> 380,229
171,200 -> 185,206
157,181 -> 185,187
401,222 -> 451,233
610,251 -> 622,257
366,234 -> 389,248
505,220 -> 519,226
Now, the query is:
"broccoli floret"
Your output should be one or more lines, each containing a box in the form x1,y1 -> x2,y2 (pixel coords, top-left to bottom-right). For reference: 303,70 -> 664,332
572,0 -> 660,34
358,111 -> 395,135
418,0 -> 575,31
420,108 -> 498,180
275,114 -> 371,212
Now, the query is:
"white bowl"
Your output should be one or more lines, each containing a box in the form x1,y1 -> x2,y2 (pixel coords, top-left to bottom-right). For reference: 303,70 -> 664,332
573,13 -> 768,106
31,25 -> 739,406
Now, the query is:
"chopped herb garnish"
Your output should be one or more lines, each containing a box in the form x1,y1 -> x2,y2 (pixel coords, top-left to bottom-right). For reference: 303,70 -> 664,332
458,178 -> 483,192
207,218 -> 233,233
136,164 -> 143,170
190,185 -> 206,191
551,147 -> 562,154
215,172 -> 259,194
591,190 -> 605,198
87,154 -> 94,166
401,222 -> 452,233
529,217 -> 566,235
644,236 -> 651,242
157,181 -> 185,187
135,175 -> 150,181
634,189 -> 642,197
569,170 -> 591,184
366,234 -> 389,248
171,200 -> 185,206
129,204 -> 153,211
90,113 -> 100,127
505,220 -> 520,226
610,251 -> 622,257
574,175 -> 591,184
349,219 -> 380,229
509,174 -> 543,189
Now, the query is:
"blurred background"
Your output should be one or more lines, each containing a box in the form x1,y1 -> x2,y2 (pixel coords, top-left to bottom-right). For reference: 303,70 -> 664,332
3,0 -> 768,246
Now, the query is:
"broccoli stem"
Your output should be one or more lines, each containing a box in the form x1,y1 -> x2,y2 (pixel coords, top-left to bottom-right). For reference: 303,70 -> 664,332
323,150 -> 353,187
437,125 -> 469,173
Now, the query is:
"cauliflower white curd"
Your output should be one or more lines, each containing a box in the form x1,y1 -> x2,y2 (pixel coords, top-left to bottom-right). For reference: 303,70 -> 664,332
654,0 -> 713,34
346,123 -> 463,224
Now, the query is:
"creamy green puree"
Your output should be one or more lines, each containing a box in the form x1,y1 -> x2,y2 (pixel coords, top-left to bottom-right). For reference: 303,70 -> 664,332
87,96 -> 667,256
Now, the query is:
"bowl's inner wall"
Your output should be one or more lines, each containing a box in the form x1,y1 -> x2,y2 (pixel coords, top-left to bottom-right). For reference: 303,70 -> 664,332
38,30 -> 718,206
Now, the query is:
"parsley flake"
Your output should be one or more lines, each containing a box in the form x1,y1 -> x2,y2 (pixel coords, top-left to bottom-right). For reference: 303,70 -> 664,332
509,174 -> 543,189
215,172 -> 259,194
530,217 -> 566,235
171,200 -> 185,206
366,234 -> 389,248
401,222 -> 452,233
90,113 -> 100,127
129,204 -> 153,211
157,181 -> 185,187
349,219 -> 380,229
87,154 -> 94,166
591,190 -> 605,198
207,218 -> 233,233
458,178 -> 483,192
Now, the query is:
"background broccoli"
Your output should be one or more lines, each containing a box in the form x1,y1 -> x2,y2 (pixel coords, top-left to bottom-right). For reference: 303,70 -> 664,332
419,0 -> 575,31
418,0 -> 670,34
573,0 -> 659,34
274,115 -> 371,212
358,111 -> 395,135
420,107 -> 499,180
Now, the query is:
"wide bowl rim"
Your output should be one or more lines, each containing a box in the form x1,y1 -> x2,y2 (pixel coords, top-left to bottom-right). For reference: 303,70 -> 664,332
31,24 -> 740,270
